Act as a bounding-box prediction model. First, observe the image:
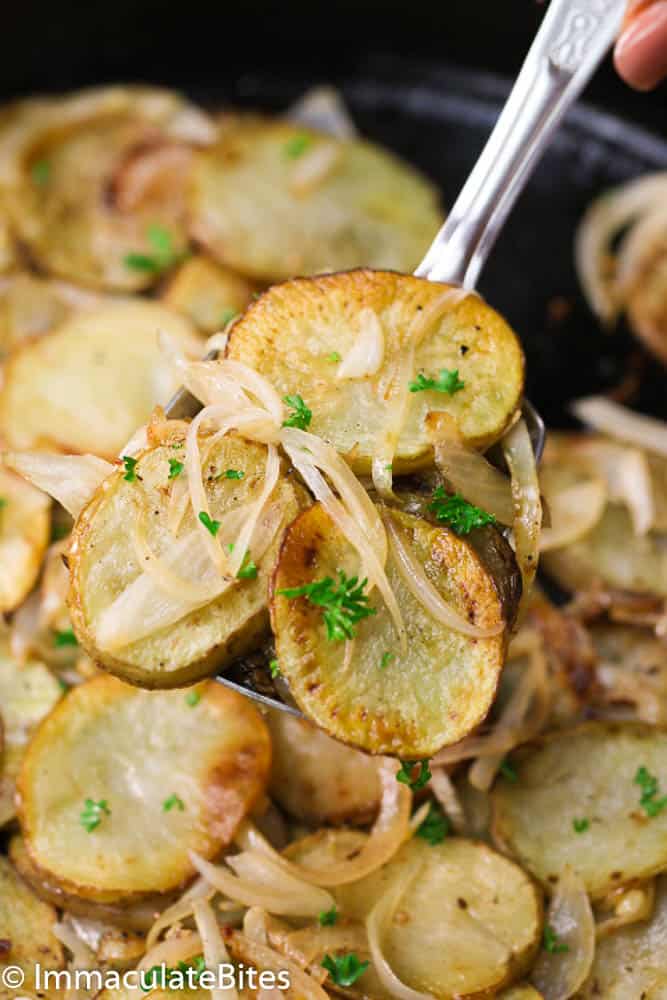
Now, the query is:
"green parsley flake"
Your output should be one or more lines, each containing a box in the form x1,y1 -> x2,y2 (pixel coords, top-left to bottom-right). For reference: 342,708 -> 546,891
219,308 -> 238,327
285,134 -> 311,159
321,953 -> 369,987
168,458 -> 184,480
428,488 -> 496,535
279,571 -> 376,642
543,924 -> 569,954
54,628 -> 78,648
0,497 -> 7,510
409,368 -> 465,395
124,224 -> 185,274
319,906 -> 338,927
122,455 -> 139,482
635,765 -> 667,817
50,522 -> 70,542
282,394 -> 312,430
80,798 -> 110,833
163,794 -> 185,813
31,160 -> 50,186
222,469 -> 244,480
380,651 -> 395,669
237,552 -> 258,580
416,802 -> 449,845
326,352 -> 341,363
198,511 -> 221,536
573,817 -> 590,834
500,759 -> 518,783
396,759 -> 432,791
269,658 -> 281,679
185,690 -> 201,707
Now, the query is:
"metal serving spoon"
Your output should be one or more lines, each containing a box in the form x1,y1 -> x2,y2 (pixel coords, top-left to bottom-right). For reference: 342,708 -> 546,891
166,0 -> 625,714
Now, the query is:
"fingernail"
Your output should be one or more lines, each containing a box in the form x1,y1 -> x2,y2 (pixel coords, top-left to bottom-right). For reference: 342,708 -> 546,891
615,1 -> 667,90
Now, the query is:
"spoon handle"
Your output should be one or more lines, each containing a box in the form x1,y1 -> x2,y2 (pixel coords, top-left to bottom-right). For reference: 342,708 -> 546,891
415,0 -> 626,287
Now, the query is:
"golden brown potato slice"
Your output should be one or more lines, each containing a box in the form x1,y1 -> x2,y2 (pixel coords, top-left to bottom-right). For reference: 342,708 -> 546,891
18,675 -> 270,905
583,873 -> 667,998
0,467 -> 50,614
190,119 -> 443,282
68,433 -> 306,687
0,301 -> 204,459
162,255 -> 254,333
492,722 -> 667,899
332,837 -> 541,999
497,987 -> 544,1000
227,270 -> 524,472
0,641 -> 63,826
0,855 -> 64,1000
592,623 -> 667,724
271,503 -> 518,757
267,711 -> 381,825
6,86 -> 215,291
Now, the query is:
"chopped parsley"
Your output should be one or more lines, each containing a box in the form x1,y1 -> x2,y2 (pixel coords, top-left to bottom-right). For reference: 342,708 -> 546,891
543,925 -> 569,954
326,352 -> 341,363
380,651 -> 395,670
50,522 -> 70,542
124,224 -> 186,274
499,759 -> 518,783
285,133 -> 311,159
321,953 -> 369,987
31,159 -> 51,187
80,798 -> 110,833
168,458 -> 184,480
635,765 -> 667,817
185,690 -> 201,707
198,511 -> 221,536
269,658 -> 281,679
409,368 -> 465,395
54,628 -> 78,648
279,571 -> 376,642
416,802 -> 449,845
573,817 -> 590,834
221,468 -> 244,480
163,793 -> 185,813
122,455 -> 139,482
219,308 -> 238,327
0,497 -> 7,510
396,759 -> 432,791
428,488 -> 496,535
237,552 -> 258,580
282,394 -> 312,430
319,906 -> 338,927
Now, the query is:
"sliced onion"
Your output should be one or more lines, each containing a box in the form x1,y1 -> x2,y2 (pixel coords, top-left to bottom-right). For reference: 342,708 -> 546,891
540,478 -> 608,552
385,515 -> 503,639
286,87 -> 358,139
138,930 -> 201,971
227,931 -> 329,1000
289,142 -> 341,196
189,851 -> 334,917
615,203 -> 667,301
226,445 -> 279,578
53,917 -> 96,969
366,860 -> 434,1000
336,308 -> 385,379
193,897 -> 239,1000
430,768 -> 468,835
237,759 -> 411,888
502,418 -> 542,620
530,867 -> 595,1000
4,451 -> 113,517
432,437 -> 515,525
39,541 -> 71,628
571,397 -> 667,459
113,142 -> 193,213
565,437 -> 656,535
146,877 -> 213,950
9,588 -> 42,663
595,881 -> 656,939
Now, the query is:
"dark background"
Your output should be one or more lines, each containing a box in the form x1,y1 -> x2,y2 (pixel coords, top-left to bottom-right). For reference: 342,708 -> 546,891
2,0 -> 665,134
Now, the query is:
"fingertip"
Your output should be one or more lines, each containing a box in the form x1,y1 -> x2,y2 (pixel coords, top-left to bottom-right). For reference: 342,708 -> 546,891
614,0 -> 667,91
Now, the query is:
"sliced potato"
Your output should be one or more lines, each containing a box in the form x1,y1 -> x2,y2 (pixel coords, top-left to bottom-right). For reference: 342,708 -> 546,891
267,711 -> 381,825
190,119 -> 443,282
497,987 -> 543,1000
271,503 -> 518,757
492,721 -> 667,899
0,467 -> 50,613
331,837 -> 541,998
0,213 -> 16,273
0,301 -> 204,459
592,623 -> 667,723
229,270 -> 524,472
0,641 -> 63,826
0,855 -> 64,1000
7,86 -> 215,291
162,255 -> 254,333
68,433 -> 306,687
18,674 -> 271,904
583,873 -> 667,998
